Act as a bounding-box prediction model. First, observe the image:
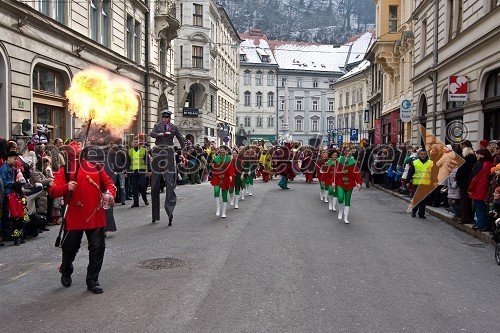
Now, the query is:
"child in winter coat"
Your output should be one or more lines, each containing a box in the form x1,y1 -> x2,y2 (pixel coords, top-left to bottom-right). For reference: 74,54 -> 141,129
7,182 -> 29,245
447,168 -> 461,220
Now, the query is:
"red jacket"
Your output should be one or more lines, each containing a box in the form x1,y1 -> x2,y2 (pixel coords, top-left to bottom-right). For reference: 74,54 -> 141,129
335,156 -> 362,191
316,158 -> 327,182
49,160 -> 116,230
210,156 -> 233,190
323,159 -> 337,186
8,192 -> 28,220
468,160 -> 494,201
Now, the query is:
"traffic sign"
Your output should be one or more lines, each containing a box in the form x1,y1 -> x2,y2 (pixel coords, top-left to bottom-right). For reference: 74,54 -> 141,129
337,135 -> 343,146
350,128 -> 358,142
400,99 -> 412,123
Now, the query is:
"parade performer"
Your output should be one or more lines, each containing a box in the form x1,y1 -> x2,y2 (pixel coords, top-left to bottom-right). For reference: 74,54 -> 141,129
259,148 -> 272,183
229,148 -> 243,209
49,142 -> 116,294
300,148 -> 316,184
210,146 -> 233,218
316,150 -> 329,202
128,137 -> 149,208
243,148 -> 258,196
7,182 -> 29,245
335,147 -> 362,224
274,144 -> 295,190
323,149 -> 340,212
149,109 -> 185,225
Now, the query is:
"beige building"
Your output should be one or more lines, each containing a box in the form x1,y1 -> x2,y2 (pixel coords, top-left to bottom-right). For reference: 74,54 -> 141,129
332,60 -> 371,145
173,0 -> 240,146
411,0 -> 500,144
0,0 -> 179,142
369,0 -> 414,144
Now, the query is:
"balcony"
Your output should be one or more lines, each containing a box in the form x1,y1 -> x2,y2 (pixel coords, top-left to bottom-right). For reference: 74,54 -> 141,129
154,0 -> 180,43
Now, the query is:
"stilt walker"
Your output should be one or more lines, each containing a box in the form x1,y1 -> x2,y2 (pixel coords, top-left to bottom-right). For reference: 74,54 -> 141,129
316,150 -> 329,202
210,146 -> 233,218
323,150 -> 340,212
335,147 -> 362,224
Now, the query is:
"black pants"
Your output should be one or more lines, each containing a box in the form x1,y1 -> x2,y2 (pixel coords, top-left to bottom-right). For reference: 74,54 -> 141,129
131,170 -> 148,205
60,228 -> 105,287
412,185 -> 428,217
1,195 -> 11,238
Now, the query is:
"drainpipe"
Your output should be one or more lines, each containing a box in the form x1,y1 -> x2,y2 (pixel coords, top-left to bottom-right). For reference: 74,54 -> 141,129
432,0 -> 439,135
276,68 -> 279,141
144,6 -> 150,137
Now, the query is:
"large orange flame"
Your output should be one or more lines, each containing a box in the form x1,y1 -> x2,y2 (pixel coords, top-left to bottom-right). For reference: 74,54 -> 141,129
65,69 -> 138,131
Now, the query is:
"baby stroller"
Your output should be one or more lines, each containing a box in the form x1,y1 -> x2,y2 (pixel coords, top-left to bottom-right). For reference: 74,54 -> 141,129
23,183 -> 45,238
494,218 -> 500,265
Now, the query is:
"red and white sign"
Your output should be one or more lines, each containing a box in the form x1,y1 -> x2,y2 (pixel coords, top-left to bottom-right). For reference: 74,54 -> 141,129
448,76 -> 468,102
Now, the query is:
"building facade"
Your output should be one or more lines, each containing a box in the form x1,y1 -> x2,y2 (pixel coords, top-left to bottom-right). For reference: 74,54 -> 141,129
369,0 -> 414,145
173,0 -> 240,146
411,0 -> 500,145
236,29 -> 278,146
0,0 -> 179,143
332,60 -> 371,145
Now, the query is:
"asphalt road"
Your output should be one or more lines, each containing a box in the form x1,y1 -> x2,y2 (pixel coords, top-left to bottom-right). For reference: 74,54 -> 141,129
1,177 -> 499,333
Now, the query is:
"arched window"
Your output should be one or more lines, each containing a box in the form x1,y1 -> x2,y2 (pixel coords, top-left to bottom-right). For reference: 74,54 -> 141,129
255,70 -> 263,85
185,87 -> 195,108
267,71 -> 275,86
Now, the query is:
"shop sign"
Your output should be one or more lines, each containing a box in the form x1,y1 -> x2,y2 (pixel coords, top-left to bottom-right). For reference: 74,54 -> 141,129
400,99 -> 412,123
449,76 -> 468,102
183,108 -> 199,117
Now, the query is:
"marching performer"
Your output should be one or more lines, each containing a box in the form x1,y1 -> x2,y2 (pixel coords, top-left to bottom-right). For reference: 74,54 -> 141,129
300,148 -> 315,184
210,146 -> 233,218
49,142 -> 116,294
274,144 -> 295,190
323,149 -> 340,212
335,147 -> 362,224
243,148 -> 258,196
259,147 -> 273,183
316,150 -> 329,202
229,148 -> 243,209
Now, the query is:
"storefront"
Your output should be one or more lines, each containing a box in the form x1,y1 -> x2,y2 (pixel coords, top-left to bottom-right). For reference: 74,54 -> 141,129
379,110 -> 401,144
482,68 -> 500,140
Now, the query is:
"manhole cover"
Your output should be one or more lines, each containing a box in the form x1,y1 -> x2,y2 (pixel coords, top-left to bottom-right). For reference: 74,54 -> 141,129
137,258 -> 185,270
462,242 -> 487,248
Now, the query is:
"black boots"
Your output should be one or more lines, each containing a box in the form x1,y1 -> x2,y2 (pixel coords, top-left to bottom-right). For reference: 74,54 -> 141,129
87,283 -> 103,294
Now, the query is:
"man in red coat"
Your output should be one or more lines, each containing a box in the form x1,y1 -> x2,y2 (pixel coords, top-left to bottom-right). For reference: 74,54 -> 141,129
49,142 -> 116,294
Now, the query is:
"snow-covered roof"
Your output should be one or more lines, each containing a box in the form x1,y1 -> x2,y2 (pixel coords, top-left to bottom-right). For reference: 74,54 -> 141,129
338,60 -> 370,81
270,41 -> 351,73
239,34 -> 277,65
345,31 -> 375,65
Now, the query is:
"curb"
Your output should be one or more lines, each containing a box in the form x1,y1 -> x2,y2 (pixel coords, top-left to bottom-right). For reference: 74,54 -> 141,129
372,184 -> 494,245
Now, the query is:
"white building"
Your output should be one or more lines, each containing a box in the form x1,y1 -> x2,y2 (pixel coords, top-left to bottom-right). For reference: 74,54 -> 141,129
411,0 -> 500,144
0,0 -> 179,142
173,0 -> 240,146
236,29 -> 278,146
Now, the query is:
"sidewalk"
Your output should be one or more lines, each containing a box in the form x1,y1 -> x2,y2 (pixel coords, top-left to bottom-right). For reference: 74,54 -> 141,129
373,184 -> 494,245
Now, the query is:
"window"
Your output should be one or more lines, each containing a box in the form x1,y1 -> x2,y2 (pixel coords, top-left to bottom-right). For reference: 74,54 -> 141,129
243,70 -> 251,85
313,79 -> 318,88
389,6 -> 398,32
240,54 -> 246,62
346,91 -> 350,106
193,4 -> 203,26
180,46 -> 183,67
267,71 -> 275,86
192,46 -> 203,68
311,119 -> 319,132
359,87 -> 363,102
328,100 -> 334,111
339,92 -> 343,107
244,91 -> 251,106
296,78 -> 303,87
295,118 -> 303,131
255,71 -> 263,85
244,116 -> 251,127
279,98 -> 285,110
180,3 -> 183,25
33,65 -> 65,96
328,117 -> 334,131
55,0 -> 65,24
159,39 -> 167,75
351,113 -> 356,129
256,117 -> 263,127
351,88 -> 356,104
281,78 -> 287,87
210,128 -> 215,136
134,21 -> 141,63
268,117 -> 274,128
261,55 -> 270,63
421,19 -> 427,58
312,100 -> 319,111
256,92 -> 263,107
267,92 -> 274,107
39,0 -> 49,15
101,0 -> 110,47
236,117 -> 240,127
296,99 -> 303,110
90,0 -> 99,41
126,16 -> 133,59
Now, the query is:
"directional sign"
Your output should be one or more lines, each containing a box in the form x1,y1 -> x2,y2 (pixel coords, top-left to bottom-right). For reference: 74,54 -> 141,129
350,128 -> 358,142
400,99 -> 412,123
337,135 -> 343,146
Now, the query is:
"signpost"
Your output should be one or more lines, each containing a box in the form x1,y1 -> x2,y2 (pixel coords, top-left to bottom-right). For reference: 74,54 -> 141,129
400,99 -> 412,123
337,134 -> 343,146
350,128 -> 358,142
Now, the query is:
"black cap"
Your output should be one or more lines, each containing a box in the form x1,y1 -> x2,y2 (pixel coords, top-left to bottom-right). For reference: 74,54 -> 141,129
161,109 -> 172,117
6,151 -> 19,158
